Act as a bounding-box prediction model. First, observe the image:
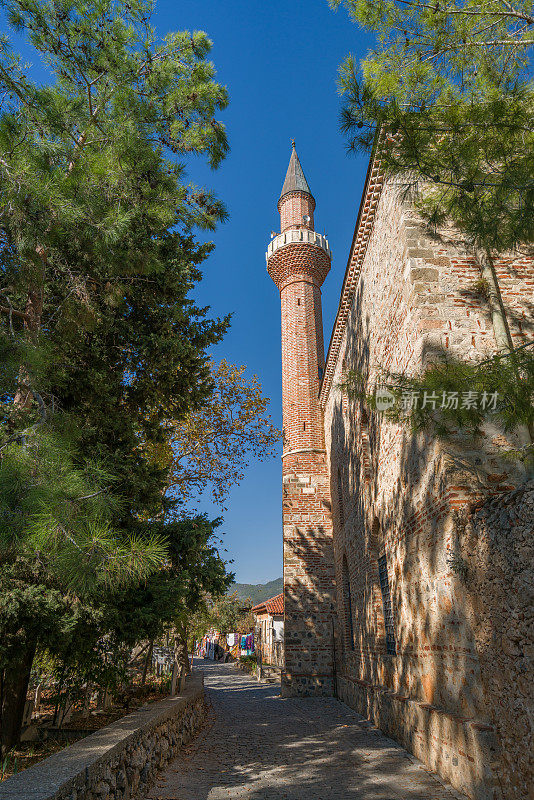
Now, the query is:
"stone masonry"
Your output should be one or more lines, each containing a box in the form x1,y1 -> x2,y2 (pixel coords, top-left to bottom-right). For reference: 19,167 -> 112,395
147,659 -> 467,800
319,147 -> 533,799
0,675 -> 206,800
455,482 -> 534,800
266,144 -> 336,696
268,141 -> 533,797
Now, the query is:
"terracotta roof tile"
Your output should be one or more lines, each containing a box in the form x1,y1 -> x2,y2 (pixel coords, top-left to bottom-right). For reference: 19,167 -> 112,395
266,593 -> 284,614
252,592 -> 284,615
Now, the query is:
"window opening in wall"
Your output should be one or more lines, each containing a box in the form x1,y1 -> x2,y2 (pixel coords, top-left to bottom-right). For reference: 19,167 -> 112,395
337,467 -> 344,528
360,406 -> 372,484
378,553 -> 396,655
342,555 -> 355,650
303,422 -> 306,431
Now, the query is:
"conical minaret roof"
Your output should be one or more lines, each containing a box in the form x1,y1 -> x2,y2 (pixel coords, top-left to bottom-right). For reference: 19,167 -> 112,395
280,142 -> 313,200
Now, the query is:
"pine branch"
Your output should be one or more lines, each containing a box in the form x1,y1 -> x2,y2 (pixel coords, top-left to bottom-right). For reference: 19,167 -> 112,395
392,0 -> 534,25
0,304 -> 30,321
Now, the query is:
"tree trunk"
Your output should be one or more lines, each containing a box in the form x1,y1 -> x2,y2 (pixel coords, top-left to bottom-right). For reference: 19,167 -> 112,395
0,641 -> 36,756
174,624 -> 191,675
475,247 -> 514,353
141,639 -> 153,686
474,247 -> 534,452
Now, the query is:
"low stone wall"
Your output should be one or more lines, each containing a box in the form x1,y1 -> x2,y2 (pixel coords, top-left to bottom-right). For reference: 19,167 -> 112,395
337,676 -> 500,800
0,674 -> 206,800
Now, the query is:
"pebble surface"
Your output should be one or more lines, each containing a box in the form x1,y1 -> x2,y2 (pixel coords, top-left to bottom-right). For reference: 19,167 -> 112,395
145,660 -> 464,800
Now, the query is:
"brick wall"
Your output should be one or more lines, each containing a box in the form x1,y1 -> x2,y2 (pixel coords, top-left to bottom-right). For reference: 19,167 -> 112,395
455,483 -> 534,800
282,451 -> 336,695
267,182 -> 337,697
322,172 -> 533,798
279,190 -> 315,232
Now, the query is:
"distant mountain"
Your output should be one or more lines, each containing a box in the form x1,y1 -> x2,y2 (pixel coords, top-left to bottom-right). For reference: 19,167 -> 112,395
228,577 -> 283,606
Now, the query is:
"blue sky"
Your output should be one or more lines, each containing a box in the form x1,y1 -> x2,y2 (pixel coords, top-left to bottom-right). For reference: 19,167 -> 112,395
3,0 -> 373,584
155,1 -> 373,583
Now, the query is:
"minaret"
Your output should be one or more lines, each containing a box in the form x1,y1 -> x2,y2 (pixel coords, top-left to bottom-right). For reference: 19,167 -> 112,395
266,143 -> 336,696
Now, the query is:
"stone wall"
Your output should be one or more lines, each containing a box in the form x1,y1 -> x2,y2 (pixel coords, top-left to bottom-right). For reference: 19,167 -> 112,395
456,482 -> 534,800
0,675 -> 205,800
282,452 -> 336,696
321,169 -> 533,799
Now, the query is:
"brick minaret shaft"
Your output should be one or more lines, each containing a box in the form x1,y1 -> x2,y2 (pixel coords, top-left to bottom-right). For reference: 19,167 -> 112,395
266,143 -> 336,696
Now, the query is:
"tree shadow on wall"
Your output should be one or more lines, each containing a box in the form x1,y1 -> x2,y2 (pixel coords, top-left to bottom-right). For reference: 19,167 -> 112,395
284,523 -> 336,676
325,328 -> 529,798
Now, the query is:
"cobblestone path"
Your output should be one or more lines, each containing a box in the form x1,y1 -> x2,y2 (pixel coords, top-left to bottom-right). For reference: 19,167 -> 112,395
146,660 -> 463,800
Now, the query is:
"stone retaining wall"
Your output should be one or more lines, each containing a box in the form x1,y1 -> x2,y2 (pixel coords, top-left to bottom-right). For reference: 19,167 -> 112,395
457,482 -> 534,800
0,674 -> 206,800
337,676 -> 499,800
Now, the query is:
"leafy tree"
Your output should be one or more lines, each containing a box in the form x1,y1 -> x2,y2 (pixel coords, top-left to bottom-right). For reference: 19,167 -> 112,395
333,0 -> 533,446
208,591 -> 254,636
151,360 -> 281,511
105,516 -> 234,676
333,0 -> 533,253
0,0 -> 232,752
0,0 -> 231,520
0,434 -> 166,592
186,591 -> 254,655
343,342 -> 534,466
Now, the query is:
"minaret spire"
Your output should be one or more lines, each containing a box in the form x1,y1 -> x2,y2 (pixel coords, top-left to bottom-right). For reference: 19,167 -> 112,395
265,146 -> 336,698
280,143 -> 313,200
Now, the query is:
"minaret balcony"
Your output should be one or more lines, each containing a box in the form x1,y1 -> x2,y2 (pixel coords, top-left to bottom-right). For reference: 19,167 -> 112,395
266,229 -> 332,262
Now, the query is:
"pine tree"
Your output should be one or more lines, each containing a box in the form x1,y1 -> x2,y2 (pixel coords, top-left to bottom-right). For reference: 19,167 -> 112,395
333,0 -> 533,450
0,0 -> 232,752
333,0 -> 533,252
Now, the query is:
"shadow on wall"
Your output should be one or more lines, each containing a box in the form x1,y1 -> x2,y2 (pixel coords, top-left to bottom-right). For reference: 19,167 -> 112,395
455,483 -> 534,800
326,322 -> 531,798
284,522 -> 336,681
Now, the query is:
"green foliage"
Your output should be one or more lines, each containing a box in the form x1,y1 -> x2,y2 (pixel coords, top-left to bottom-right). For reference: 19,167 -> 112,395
0,0 -> 232,584
156,360 -> 281,511
208,591 -> 253,635
333,0 -> 534,251
0,430 -> 168,593
0,0 -> 231,527
186,590 -> 253,649
238,653 -> 257,673
342,343 -> 534,463
228,577 -> 282,606
98,516 -> 233,650
0,0 -> 234,752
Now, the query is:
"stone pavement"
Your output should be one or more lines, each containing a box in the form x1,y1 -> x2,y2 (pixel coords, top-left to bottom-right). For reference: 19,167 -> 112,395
145,660 -> 465,800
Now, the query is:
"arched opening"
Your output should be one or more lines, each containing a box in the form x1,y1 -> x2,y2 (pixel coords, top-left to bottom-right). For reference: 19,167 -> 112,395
342,554 -> 355,651
337,467 -> 345,528
372,518 -> 396,655
359,406 -> 372,485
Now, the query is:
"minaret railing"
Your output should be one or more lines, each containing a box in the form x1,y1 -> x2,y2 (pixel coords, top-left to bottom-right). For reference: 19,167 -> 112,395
266,229 -> 331,261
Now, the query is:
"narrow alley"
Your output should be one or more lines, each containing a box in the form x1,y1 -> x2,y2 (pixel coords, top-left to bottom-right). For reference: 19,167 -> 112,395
146,660 -> 464,800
